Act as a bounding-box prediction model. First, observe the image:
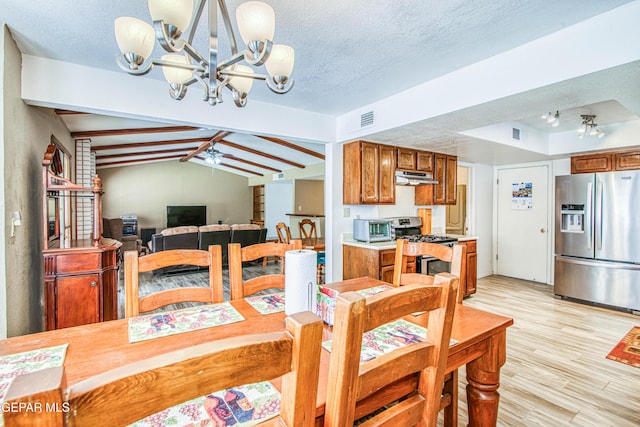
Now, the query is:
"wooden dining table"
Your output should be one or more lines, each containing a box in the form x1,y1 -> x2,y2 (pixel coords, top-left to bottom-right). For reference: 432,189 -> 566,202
301,237 -> 325,251
0,277 -> 512,426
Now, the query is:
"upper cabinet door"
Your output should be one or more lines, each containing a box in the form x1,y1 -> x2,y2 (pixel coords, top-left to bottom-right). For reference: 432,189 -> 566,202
360,142 -> 380,204
396,148 -> 416,171
433,153 -> 447,204
378,144 -> 396,204
416,151 -> 434,172
445,156 -> 458,205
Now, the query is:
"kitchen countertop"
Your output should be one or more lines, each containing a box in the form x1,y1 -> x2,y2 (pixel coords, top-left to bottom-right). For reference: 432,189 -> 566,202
342,234 -> 478,251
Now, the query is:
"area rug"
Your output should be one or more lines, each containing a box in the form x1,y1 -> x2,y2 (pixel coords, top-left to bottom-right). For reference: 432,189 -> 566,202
606,326 -> 640,368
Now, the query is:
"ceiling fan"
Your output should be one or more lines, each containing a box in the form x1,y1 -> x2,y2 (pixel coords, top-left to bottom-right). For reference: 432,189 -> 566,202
204,142 -> 225,165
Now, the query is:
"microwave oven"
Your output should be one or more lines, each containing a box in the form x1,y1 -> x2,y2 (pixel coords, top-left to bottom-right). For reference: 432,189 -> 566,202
353,219 -> 392,243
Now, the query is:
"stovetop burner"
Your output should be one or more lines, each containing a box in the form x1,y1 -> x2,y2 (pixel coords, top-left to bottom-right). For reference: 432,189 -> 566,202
405,234 -> 457,244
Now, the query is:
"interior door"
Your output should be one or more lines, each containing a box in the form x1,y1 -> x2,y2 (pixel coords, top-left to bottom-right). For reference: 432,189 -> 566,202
497,166 -> 549,283
446,185 -> 466,235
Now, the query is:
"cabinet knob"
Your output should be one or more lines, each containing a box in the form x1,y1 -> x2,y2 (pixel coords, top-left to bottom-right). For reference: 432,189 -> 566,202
540,228 -> 546,233
90,281 -> 97,287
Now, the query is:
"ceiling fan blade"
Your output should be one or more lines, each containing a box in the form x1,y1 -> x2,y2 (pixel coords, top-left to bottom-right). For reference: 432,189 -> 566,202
179,131 -> 232,162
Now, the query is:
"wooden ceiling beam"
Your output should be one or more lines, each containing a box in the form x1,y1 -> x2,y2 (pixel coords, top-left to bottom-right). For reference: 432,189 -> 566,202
96,146 -> 197,160
256,135 -> 325,160
195,156 -> 264,176
180,131 -> 231,162
217,139 -> 305,169
222,155 -> 282,173
91,137 -> 210,151
71,125 -> 200,139
97,155 -> 184,168
54,109 -> 89,115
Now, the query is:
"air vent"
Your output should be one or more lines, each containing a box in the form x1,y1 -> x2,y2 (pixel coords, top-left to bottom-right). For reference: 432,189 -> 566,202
273,172 -> 285,181
512,128 -> 521,140
360,111 -> 374,128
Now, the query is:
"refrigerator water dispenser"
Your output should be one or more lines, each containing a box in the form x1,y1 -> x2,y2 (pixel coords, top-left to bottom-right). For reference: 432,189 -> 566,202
560,204 -> 584,233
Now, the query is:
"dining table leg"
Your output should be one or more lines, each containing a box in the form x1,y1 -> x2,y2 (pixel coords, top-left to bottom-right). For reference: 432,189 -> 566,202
465,329 -> 507,427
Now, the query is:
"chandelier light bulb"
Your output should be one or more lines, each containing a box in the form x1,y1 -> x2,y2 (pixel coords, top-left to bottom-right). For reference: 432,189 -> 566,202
597,130 -> 605,138
589,126 -> 598,136
114,17 -> 155,63
236,1 -> 275,46
230,65 -> 255,95
148,0 -> 194,36
266,44 -> 295,78
160,54 -> 192,83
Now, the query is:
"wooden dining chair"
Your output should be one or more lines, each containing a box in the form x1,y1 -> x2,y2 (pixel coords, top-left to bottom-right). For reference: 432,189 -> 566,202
228,240 -> 302,299
298,219 -> 317,239
3,311 -> 323,427
392,239 -> 467,304
276,221 -> 292,243
324,274 -> 458,427
392,238 -> 467,427
124,245 -> 224,317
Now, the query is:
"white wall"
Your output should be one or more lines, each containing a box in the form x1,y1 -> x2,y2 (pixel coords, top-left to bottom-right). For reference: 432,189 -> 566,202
1,25 -> 6,338
265,181 -> 293,238
99,161 -> 252,231
468,162 -> 495,278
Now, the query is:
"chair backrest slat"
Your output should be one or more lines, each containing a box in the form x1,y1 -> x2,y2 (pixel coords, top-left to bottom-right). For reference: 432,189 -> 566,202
299,219 -> 317,239
124,245 -> 224,317
228,240 -> 302,299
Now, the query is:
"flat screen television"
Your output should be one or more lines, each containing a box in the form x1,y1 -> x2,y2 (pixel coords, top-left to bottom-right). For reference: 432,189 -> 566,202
167,205 -> 207,228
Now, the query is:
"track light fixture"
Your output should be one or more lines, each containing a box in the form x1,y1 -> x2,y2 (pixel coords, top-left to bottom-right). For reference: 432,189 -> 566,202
577,115 -> 605,139
541,111 -> 560,127
114,0 -> 295,108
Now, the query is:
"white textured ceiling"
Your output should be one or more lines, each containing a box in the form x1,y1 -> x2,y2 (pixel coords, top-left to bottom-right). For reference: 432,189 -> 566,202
2,0 -> 640,170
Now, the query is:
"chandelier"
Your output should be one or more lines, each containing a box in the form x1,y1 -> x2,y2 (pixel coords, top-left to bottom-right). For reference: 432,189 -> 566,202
114,0 -> 295,107
578,115 -> 605,139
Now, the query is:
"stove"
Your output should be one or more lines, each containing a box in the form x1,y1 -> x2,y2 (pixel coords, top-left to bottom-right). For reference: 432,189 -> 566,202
405,234 -> 457,244
385,216 -> 458,244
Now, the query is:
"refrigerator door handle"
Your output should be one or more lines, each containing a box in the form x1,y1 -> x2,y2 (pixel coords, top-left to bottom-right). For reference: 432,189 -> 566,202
586,182 -> 593,250
596,180 -> 603,250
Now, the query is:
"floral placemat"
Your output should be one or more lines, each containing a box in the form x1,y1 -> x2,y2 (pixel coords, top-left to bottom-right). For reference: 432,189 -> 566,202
128,302 -> 245,343
245,292 -> 285,315
356,285 -> 394,298
0,344 -> 68,427
322,319 -> 457,363
130,381 -> 280,427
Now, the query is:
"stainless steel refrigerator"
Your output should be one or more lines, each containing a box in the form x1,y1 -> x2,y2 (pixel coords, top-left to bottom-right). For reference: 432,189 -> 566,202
554,171 -> 640,312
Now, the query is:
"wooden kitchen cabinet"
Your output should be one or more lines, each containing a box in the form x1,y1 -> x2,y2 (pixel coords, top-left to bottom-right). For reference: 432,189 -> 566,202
343,140 -> 396,204
397,147 -> 434,173
571,150 -> 640,174
458,240 -> 477,297
414,154 -> 457,206
343,245 -> 414,284
571,152 -> 613,174
614,150 -> 640,171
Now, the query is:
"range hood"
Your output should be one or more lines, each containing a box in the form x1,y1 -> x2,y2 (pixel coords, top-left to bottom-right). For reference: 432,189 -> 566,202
395,170 -> 438,186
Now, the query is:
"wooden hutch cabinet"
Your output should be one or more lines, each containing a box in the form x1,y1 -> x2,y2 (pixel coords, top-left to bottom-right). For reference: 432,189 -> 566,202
343,140 -> 396,204
42,143 -> 118,330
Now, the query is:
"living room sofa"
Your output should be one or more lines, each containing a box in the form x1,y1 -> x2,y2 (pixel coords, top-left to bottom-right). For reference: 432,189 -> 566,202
150,224 -> 267,273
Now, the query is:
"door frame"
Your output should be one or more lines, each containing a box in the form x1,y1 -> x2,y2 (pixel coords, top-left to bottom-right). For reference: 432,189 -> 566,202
493,161 -> 554,284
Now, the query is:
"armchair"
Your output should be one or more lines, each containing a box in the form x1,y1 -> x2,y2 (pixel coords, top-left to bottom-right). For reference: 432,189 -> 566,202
103,218 -> 141,254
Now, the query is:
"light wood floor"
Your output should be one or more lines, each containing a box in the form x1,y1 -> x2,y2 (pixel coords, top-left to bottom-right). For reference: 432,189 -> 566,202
449,275 -> 640,427
120,270 -> 639,426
